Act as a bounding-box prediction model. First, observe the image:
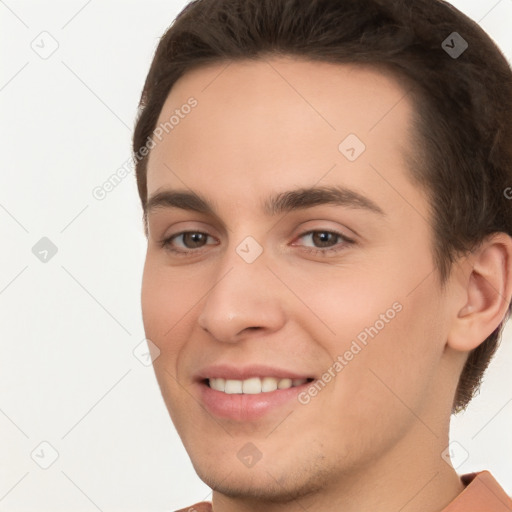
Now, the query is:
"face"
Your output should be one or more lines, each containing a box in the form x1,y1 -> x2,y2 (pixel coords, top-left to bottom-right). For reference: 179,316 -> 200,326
141,57 -> 459,501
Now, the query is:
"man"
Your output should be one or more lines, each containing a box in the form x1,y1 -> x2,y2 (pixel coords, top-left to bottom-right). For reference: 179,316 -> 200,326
132,0 -> 512,510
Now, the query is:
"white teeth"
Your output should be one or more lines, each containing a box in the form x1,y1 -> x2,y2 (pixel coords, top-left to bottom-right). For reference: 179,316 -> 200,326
277,378 -> 292,389
209,378 -> 225,392
208,377 -> 309,394
242,377 -> 261,394
224,379 -> 243,394
261,376 -> 278,392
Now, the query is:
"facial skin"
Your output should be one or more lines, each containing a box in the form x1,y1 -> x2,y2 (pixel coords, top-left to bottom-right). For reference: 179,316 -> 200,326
140,57 -> 511,511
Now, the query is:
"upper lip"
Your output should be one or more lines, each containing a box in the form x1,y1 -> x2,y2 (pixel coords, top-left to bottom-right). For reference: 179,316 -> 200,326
195,364 -> 315,382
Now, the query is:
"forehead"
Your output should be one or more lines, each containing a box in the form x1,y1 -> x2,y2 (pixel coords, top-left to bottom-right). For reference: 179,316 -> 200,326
146,56 -> 422,218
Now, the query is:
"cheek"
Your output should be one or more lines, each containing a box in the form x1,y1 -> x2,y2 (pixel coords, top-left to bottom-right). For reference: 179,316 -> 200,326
333,279 -> 448,426
140,257 -> 193,359
274,259 -> 404,352
141,253 -> 193,343
285,251 -> 446,412
302,296 -> 446,466
141,260 -> 197,424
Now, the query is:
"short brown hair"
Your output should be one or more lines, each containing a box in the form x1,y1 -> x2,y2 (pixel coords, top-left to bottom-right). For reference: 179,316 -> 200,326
132,0 -> 512,412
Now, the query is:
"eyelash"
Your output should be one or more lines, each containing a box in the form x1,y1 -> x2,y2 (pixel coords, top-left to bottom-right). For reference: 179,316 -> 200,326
158,229 -> 355,257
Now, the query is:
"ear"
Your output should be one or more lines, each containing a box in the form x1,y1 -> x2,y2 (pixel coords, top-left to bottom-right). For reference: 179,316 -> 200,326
447,233 -> 512,352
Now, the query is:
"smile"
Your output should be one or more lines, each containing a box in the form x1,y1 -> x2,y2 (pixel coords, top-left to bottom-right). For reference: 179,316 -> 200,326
207,376 -> 313,394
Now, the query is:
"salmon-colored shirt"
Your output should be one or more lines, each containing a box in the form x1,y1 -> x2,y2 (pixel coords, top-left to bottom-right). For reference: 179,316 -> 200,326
175,471 -> 512,511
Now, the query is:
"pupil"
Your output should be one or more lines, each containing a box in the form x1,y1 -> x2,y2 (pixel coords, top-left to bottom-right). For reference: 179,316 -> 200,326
186,233 -> 205,248
314,232 -> 334,247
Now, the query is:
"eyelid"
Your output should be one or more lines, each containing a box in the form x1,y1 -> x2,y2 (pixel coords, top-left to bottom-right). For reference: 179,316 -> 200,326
292,222 -> 356,242
160,230 -> 218,252
149,216 -> 229,239
155,220 -> 221,242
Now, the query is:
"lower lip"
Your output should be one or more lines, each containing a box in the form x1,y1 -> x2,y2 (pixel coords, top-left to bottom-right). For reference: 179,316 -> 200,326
197,380 -> 312,421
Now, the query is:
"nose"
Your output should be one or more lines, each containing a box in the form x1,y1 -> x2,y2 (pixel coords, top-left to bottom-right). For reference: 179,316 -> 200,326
197,243 -> 287,343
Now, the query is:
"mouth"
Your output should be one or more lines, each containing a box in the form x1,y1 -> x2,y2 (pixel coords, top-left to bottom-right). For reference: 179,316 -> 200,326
204,376 -> 315,394
193,363 -> 317,421
196,375 -> 316,421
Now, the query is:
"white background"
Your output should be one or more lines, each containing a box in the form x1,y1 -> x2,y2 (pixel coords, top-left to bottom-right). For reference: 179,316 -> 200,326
0,1 -> 511,510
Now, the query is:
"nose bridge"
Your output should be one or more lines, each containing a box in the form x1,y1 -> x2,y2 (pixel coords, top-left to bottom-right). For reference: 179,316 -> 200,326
197,234 -> 285,342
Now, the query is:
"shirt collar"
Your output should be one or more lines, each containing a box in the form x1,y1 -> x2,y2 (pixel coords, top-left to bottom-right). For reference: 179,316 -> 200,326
442,471 -> 512,511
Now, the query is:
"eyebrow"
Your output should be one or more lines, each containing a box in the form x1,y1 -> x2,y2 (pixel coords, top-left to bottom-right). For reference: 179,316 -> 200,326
144,185 -> 385,221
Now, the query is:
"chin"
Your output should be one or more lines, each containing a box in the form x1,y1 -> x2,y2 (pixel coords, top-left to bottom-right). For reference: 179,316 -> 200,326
188,444 -> 337,504
196,465 -> 324,503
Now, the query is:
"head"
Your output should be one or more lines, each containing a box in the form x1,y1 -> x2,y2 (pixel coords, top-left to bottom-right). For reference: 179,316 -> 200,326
133,0 -> 512,503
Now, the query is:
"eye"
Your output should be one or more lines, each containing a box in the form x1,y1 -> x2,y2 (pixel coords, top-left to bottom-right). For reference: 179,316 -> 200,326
159,228 -> 354,257
292,229 -> 355,256
159,231 -> 217,255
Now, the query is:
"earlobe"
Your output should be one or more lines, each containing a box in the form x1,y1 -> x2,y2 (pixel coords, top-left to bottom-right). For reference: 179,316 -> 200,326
448,233 -> 512,352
